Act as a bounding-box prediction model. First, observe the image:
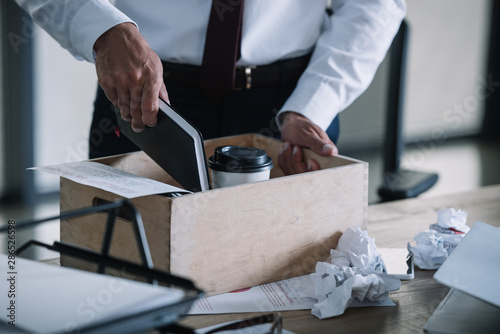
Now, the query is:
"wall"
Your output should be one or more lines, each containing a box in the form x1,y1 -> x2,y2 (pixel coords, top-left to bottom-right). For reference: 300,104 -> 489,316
337,0 -> 491,150
404,0 -> 491,141
33,26 -> 97,193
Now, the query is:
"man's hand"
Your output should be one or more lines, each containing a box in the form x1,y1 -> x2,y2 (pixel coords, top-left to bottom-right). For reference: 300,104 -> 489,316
94,22 -> 169,132
279,112 -> 338,175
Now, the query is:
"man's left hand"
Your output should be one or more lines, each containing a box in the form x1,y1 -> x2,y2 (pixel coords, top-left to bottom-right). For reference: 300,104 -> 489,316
279,112 -> 338,175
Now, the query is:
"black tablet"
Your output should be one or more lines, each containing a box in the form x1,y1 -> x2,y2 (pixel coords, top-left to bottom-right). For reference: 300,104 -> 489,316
116,99 -> 210,192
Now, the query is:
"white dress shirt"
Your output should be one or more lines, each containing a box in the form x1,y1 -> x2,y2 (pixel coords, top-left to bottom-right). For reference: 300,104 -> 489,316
15,0 -> 406,130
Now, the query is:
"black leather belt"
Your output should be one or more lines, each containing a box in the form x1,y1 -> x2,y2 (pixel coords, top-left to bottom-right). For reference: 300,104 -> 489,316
162,53 -> 311,90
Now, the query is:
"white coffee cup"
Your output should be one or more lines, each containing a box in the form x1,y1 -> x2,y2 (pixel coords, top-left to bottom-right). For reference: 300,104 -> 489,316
208,146 -> 274,188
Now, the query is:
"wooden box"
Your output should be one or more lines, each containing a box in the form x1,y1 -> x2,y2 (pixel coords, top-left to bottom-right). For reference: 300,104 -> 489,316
60,134 -> 367,295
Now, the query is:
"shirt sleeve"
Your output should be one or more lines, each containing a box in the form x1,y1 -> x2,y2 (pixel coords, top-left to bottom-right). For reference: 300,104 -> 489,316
14,0 -> 136,63
278,0 -> 407,131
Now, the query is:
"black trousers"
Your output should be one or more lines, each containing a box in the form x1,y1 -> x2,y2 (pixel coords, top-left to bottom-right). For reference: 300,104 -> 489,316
88,79 -> 339,159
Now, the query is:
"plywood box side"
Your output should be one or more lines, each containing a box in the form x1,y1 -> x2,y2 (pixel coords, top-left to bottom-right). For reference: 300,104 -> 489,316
60,178 -> 173,272
169,162 -> 367,294
60,133 -> 368,295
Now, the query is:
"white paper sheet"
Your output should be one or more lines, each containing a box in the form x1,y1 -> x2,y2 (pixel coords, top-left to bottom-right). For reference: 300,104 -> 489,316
189,275 -> 316,314
189,274 -> 395,316
29,161 -> 188,198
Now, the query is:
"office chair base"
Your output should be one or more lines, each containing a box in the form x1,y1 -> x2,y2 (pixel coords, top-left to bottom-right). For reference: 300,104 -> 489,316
378,169 -> 439,201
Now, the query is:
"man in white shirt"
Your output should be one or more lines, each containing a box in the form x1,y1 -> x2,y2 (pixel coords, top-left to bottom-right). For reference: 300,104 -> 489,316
15,0 -> 406,175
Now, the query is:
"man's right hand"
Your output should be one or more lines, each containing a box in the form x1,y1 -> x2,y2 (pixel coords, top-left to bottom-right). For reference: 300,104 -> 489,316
93,22 -> 169,132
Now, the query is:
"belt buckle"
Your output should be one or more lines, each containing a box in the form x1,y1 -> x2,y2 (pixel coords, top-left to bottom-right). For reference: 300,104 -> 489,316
235,65 -> 256,90
244,66 -> 256,90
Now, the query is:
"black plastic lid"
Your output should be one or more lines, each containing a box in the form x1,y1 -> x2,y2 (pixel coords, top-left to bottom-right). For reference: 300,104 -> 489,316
208,146 -> 274,173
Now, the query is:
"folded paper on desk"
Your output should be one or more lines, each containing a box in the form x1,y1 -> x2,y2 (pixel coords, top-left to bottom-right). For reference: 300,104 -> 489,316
378,247 -> 414,280
29,161 -> 189,198
0,254 -> 186,333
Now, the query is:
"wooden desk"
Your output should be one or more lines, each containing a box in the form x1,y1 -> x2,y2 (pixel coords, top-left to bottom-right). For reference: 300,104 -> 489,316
180,185 -> 500,333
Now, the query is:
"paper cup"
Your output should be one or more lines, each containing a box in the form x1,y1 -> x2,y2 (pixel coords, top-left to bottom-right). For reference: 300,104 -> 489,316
208,146 -> 274,188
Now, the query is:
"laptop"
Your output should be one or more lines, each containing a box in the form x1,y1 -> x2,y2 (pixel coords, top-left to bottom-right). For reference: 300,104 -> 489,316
0,254 -> 195,334
423,222 -> 500,334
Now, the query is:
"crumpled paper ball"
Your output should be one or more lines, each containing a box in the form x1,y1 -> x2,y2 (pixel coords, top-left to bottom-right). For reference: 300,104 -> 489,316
330,227 -> 387,272
308,227 -> 400,319
408,208 -> 469,270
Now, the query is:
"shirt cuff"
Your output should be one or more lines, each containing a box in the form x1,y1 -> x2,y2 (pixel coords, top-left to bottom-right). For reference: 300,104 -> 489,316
277,76 -> 341,131
69,0 -> 137,63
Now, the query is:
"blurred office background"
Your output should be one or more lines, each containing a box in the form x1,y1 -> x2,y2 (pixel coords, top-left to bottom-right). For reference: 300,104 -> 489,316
1,0 -> 500,251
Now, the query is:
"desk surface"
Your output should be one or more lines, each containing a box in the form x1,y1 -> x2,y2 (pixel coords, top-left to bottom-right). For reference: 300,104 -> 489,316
180,184 -> 500,334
